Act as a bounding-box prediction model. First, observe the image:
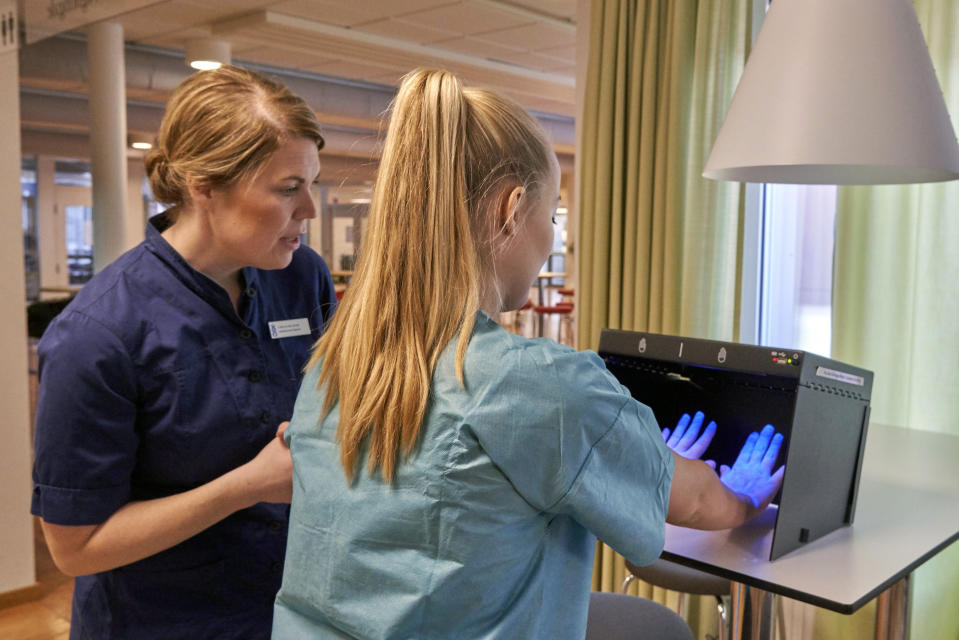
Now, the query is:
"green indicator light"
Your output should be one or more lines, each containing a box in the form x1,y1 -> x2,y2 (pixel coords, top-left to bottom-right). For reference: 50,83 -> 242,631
787,358 -> 792,364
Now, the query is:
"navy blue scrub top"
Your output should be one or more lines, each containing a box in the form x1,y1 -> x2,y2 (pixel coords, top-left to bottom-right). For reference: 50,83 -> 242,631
31,214 -> 336,639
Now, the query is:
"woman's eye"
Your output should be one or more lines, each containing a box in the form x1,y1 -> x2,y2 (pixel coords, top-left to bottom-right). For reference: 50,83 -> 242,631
281,185 -> 299,195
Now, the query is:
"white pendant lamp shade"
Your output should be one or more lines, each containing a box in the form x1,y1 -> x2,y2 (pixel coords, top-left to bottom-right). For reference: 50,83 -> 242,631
703,0 -> 959,185
185,38 -> 231,71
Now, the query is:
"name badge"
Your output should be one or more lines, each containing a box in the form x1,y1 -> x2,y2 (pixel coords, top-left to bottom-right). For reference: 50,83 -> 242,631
268,318 -> 311,339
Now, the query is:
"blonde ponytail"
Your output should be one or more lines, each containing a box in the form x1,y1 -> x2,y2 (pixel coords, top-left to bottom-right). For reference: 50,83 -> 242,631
310,69 -> 552,481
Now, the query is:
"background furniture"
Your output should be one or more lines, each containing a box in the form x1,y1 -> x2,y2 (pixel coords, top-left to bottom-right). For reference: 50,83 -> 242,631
586,592 -> 694,640
623,558 -> 732,640
533,303 -> 573,342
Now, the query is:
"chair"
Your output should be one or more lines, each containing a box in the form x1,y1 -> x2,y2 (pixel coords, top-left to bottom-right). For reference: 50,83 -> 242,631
623,558 -> 731,640
533,303 -> 574,344
515,298 -> 534,333
499,299 -> 534,335
585,591 -> 694,640
27,295 -> 75,339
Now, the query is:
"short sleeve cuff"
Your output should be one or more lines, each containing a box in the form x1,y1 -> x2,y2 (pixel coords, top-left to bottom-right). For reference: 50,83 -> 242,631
555,400 -> 675,567
31,482 -> 130,526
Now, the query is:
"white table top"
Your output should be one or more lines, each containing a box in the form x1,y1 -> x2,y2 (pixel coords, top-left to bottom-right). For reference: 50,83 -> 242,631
661,423 -> 959,613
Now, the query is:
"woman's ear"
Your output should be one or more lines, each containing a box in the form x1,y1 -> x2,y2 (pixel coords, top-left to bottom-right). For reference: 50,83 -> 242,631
497,185 -> 526,236
185,180 -> 215,210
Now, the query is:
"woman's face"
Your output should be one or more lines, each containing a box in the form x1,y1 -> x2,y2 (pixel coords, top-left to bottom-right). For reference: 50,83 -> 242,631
495,152 -> 561,312
204,136 -> 320,274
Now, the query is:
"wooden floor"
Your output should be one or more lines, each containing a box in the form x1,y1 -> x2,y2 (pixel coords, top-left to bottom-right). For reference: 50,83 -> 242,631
1,337 -> 73,639
0,296 -> 573,638
0,521 -> 73,640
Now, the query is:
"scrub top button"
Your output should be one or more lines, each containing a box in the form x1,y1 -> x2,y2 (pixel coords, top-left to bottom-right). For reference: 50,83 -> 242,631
260,411 -> 271,424
239,328 -> 253,339
245,287 -> 256,298
248,370 -> 263,382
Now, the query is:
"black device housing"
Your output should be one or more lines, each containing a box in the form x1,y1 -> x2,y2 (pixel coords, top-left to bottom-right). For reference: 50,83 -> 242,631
598,330 -> 873,561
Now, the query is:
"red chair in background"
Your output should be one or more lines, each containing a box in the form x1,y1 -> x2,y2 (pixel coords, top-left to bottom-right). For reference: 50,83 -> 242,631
533,303 -> 573,344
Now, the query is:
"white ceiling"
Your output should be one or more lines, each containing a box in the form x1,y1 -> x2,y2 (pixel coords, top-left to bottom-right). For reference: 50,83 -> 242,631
104,0 -> 575,116
17,0 -> 579,185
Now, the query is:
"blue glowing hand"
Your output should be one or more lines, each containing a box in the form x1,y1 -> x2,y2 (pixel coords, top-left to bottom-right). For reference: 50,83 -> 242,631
719,424 -> 786,509
662,411 -> 717,469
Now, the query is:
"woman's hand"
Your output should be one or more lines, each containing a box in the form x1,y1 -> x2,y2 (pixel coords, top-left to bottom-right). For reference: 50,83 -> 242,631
662,411 -> 717,468
719,424 -> 785,511
666,419 -> 786,530
238,421 -> 294,505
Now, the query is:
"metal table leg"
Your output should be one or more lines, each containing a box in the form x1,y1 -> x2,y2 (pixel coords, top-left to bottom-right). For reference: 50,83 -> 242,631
730,582 -> 777,640
874,575 -> 911,640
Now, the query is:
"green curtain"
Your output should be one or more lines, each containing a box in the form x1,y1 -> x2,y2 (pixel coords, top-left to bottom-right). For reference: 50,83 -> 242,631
577,0 -> 750,353
577,0 -> 751,636
831,1 -> 959,639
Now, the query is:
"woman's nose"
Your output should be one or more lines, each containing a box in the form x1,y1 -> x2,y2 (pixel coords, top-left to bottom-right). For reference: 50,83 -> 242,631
297,191 -> 318,219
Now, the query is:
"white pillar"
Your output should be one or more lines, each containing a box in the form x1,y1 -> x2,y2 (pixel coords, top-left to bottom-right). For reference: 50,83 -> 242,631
87,20 -> 129,272
0,46 -> 37,594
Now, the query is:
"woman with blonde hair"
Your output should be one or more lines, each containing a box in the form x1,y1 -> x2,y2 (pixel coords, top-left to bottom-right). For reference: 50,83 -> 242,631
32,65 -> 336,638
273,69 -> 783,639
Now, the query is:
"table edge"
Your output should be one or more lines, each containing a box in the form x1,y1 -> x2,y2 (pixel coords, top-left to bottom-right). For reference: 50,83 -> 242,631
660,528 -> 959,615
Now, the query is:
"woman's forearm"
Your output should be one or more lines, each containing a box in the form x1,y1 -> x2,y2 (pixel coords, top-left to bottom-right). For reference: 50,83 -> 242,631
665,453 -> 760,530
42,428 -> 291,576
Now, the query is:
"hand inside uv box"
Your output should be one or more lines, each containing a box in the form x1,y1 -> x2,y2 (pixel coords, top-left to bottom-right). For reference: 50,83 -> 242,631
663,411 -> 786,509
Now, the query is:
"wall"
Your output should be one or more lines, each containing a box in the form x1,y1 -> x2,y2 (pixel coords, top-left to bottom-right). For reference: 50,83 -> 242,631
0,46 -> 37,594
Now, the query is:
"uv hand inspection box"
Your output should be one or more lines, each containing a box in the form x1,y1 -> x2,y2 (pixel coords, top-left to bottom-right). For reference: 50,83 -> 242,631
598,330 -> 874,561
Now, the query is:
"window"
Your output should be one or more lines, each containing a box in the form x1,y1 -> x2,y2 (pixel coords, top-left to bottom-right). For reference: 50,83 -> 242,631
144,175 -> 169,220
318,186 -> 371,279
55,160 -> 94,286
542,205 -> 568,287
754,184 -> 837,356
22,157 -> 39,301
64,205 -> 94,286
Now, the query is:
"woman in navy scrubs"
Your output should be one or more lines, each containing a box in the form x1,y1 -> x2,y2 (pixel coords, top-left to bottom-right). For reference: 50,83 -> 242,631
31,65 -> 336,639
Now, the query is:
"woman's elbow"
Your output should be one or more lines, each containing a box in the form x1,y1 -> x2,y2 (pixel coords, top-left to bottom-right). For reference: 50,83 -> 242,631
52,556 -> 85,577
40,521 -> 99,577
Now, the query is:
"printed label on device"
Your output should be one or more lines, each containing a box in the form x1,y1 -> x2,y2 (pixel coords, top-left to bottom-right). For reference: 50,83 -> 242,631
268,318 -> 311,339
815,366 -> 864,387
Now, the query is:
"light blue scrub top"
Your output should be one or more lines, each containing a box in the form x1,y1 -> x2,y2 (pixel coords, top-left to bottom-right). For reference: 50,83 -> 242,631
273,313 -> 674,639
